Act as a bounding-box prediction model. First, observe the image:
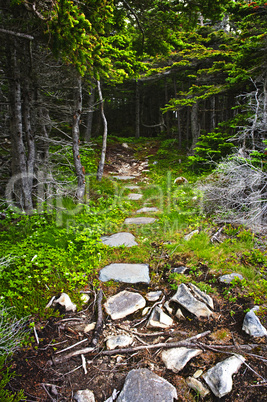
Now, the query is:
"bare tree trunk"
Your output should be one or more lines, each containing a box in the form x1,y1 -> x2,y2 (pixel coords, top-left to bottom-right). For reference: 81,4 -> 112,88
190,101 -> 200,153
85,86 -> 95,142
164,77 -> 170,137
173,76 -> 181,147
23,76 -> 35,191
135,80 -> 140,139
97,80 -> 108,181
8,41 -> 33,211
72,74 -> 85,201
263,75 -> 267,128
210,96 -> 216,131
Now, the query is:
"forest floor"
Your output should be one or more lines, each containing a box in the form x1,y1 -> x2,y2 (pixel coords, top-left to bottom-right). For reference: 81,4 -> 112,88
7,141 -> 267,402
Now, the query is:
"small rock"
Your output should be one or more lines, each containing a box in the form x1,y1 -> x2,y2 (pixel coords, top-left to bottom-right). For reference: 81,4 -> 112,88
106,335 -> 134,350
125,185 -> 139,190
219,273 -> 244,284
99,263 -> 150,284
124,217 -> 157,225
189,283 -> 214,310
175,308 -> 185,320
145,290 -> 162,301
164,300 -> 173,315
203,354 -> 245,398
186,377 -> 210,398
171,283 -> 213,319
74,389 -> 95,402
128,193 -> 143,200
193,369 -> 203,378
242,306 -> 267,337
147,306 -> 173,329
171,266 -> 189,274
161,347 -> 202,373
122,143 -> 129,148
80,293 -> 90,304
104,290 -> 146,320
100,232 -> 138,247
174,176 -> 188,185
184,229 -> 199,241
116,368 -> 177,402
53,293 -> 77,312
84,322 -> 96,333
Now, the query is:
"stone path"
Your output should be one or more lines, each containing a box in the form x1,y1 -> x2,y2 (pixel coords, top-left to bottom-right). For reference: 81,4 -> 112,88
47,152 -> 266,402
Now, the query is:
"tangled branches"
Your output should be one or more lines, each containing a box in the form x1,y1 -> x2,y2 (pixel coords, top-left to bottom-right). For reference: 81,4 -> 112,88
200,155 -> 267,233
0,307 -> 29,357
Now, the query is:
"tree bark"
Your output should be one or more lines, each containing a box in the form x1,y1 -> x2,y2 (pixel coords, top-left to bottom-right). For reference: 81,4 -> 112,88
72,74 -> 85,201
190,101 -> 200,154
84,86 -> 95,142
135,79 -> 140,139
97,80 -> 108,181
8,40 -> 33,211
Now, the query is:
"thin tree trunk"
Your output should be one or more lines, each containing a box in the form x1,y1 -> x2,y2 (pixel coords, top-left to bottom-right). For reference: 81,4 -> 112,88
210,96 -> 216,131
135,80 -> 140,139
173,75 -> 181,147
8,42 -> 33,211
97,80 -> 108,181
72,74 -> 85,201
190,101 -> 200,153
164,77 -> 170,137
85,86 -> 95,142
23,76 -> 35,191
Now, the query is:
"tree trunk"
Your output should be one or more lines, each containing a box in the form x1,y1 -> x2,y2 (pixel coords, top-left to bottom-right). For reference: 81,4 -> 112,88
164,77 -> 170,137
72,74 -> 85,201
23,76 -> 35,191
190,101 -> 200,153
85,86 -> 95,142
210,96 -> 216,131
135,80 -> 140,139
8,41 -> 33,211
97,80 -> 108,181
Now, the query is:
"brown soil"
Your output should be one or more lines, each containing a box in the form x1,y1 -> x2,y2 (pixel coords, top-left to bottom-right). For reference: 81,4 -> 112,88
6,143 -> 267,401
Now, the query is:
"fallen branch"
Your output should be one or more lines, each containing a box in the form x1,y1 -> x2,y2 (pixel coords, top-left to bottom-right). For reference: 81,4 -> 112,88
91,289 -> 103,347
101,330 -> 211,356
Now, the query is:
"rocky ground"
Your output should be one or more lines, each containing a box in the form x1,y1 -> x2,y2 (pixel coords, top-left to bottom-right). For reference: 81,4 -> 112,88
7,143 -> 267,401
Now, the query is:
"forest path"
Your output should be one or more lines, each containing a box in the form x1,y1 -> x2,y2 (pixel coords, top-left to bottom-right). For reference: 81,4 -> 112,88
9,141 -> 267,402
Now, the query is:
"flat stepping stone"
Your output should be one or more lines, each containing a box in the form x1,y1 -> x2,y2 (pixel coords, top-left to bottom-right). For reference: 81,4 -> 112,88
135,207 -> 159,213
99,263 -> 150,284
171,283 -> 213,319
128,193 -> 143,200
124,217 -> 157,225
203,354 -> 245,398
100,232 -> 138,247
104,290 -> 146,320
162,347 -> 202,373
125,185 -> 140,189
242,306 -> 267,337
219,273 -> 243,284
113,175 -> 136,180
117,368 -> 177,402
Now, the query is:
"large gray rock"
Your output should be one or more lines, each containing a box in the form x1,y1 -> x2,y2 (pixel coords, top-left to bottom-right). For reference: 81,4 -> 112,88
203,354 -> 245,398
161,347 -> 202,373
100,232 -> 138,247
99,263 -> 150,284
124,217 -> 157,225
219,273 -> 243,284
189,283 -> 214,310
242,306 -> 267,337
104,290 -> 146,320
171,283 -> 213,318
117,368 -> 177,402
